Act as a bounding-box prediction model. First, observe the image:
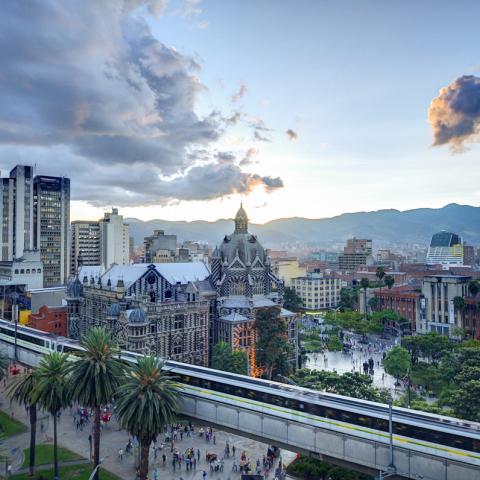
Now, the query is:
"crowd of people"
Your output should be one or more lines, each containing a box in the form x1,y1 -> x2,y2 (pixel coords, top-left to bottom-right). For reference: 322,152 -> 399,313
114,421 -> 287,479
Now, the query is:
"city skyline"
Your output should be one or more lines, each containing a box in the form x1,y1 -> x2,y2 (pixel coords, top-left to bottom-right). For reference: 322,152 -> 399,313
1,0 -> 480,224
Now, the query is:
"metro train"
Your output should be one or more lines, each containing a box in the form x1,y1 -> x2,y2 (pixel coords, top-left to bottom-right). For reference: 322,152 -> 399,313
0,318 -> 479,467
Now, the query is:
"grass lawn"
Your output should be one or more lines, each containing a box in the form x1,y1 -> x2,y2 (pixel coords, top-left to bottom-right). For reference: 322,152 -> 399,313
11,464 -> 121,480
22,445 -> 83,468
0,410 -> 27,438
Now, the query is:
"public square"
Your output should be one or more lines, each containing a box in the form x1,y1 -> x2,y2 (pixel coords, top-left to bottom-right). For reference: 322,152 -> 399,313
0,375 -> 296,480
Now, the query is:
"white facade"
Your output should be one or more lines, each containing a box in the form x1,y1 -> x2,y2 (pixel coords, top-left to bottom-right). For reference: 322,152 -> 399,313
426,231 -> 464,269
0,249 -> 43,290
99,208 -> 129,269
0,166 -> 34,261
292,272 -> 347,311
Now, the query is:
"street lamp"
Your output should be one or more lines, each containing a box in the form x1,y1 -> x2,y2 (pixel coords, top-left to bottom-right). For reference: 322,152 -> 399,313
375,394 -> 396,479
10,288 -> 19,361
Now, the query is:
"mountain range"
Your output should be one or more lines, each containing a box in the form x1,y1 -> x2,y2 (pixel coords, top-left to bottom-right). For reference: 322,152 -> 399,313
126,203 -> 480,250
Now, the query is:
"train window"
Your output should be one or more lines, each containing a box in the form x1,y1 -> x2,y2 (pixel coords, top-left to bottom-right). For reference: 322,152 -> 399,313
247,390 -> 257,400
357,416 -> 373,428
233,388 -> 245,398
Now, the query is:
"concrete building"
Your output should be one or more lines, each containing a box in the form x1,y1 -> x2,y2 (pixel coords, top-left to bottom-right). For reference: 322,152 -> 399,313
463,244 -> 475,267
99,208 -> 129,269
292,270 -> 346,312
339,238 -> 373,271
34,175 -> 70,286
420,275 -> 470,336
426,231 -> 464,268
0,250 -> 43,290
144,230 -> 177,263
0,165 -> 34,261
71,221 -> 101,273
276,258 -> 306,288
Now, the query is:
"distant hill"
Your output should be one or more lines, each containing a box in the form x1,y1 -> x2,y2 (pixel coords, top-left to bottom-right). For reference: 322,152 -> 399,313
126,203 -> 480,249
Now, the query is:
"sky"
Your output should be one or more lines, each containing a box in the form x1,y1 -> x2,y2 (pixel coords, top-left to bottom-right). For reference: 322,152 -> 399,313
1,0 -> 480,224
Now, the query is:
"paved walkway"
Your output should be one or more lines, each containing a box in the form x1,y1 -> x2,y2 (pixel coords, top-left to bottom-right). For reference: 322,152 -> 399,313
0,373 -> 296,480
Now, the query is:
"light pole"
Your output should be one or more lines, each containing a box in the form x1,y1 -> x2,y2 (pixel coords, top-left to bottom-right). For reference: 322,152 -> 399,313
388,393 -> 395,470
11,289 -> 19,362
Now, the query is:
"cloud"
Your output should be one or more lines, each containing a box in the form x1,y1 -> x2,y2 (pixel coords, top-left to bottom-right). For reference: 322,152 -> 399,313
286,129 -> 298,140
0,0 -> 282,205
231,82 -> 247,103
428,75 -> 480,150
250,119 -> 272,142
74,160 -> 283,206
239,147 -> 258,166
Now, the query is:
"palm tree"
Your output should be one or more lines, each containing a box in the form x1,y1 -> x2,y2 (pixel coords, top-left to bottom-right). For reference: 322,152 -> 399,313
384,275 -> 395,309
116,357 -> 178,480
359,278 -> 369,319
68,328 -> 125,480
7,371 -> 38,476
32,352 -> 71,480
0,352 -> 8,381
376,266 -> 385,310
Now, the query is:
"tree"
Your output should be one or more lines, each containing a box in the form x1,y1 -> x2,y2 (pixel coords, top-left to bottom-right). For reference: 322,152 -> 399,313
368,296 -> 379,312
230,350 -> 248,375
7,371 -> 38,476
0,352 -> 8,381
383,346 -> 411,384
32,352 -> 71,480
376,267 -> 385,283
383,275 -> 395,309
359,278 -> 369,319
116,357 -> 178,480
283,287 -> 303,312
68,327 -> 125,480
212,342 -> 248,375
255,307 -> 292,380
468,280 -> 480,298
339,287 -> 358,310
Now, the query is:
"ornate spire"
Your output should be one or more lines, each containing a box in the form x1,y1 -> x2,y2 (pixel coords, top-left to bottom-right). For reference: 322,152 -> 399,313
234,203 -> 248,233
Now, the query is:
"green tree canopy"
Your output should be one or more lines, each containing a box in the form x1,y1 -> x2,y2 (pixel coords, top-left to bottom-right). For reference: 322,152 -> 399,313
383,346 -> 411,381
255,307 -> 292,380
384,275 -> 395,290
212,342 -> 248,375
283,286 -> 303,312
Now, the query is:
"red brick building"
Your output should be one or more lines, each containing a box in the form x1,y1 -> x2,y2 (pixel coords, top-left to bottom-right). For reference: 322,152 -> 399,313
464,298 -> 480,339
374,285 -> 421,332
29,305 -> 68,336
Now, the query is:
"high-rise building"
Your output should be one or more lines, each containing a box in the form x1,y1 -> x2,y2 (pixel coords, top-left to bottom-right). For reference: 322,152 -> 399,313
338,238 -> 373,271
463,245 -> 475,267
0,165 -> 34,261
71,221 -> 101,273
99,208 -> 129,269
426,231 -> 464,268
143,230 -> 177,263
292,270 -> 346,311
34,175 -> 70,286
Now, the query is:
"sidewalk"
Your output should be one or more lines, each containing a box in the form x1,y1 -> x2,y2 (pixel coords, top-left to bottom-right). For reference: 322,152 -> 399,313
0,375 -> 295,480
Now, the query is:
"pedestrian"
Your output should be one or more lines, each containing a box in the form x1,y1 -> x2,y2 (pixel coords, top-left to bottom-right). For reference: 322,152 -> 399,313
202,470 -> 207,479
153,468 -> 159,480
197,448 -> 200,461
193,457 -> 197,469
118,448 -> 124,461
162,453 -> 166,465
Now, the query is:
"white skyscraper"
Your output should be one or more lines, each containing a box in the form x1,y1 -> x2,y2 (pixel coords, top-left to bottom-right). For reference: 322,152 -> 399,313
99,208 -> 129,269
0,165 -> 34,261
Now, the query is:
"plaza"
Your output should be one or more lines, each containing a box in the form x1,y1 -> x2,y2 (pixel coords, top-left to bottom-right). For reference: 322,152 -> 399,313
0,375 -> 296,480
